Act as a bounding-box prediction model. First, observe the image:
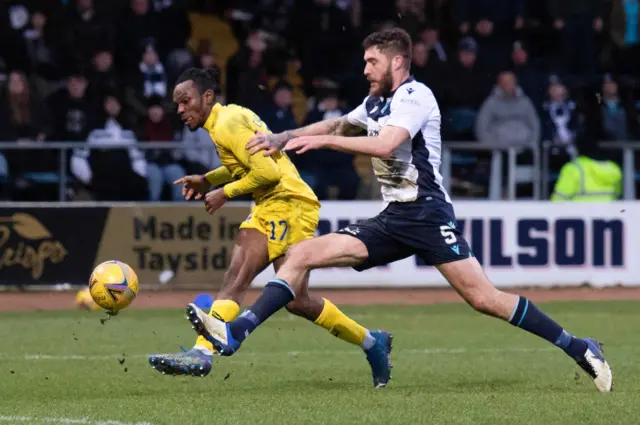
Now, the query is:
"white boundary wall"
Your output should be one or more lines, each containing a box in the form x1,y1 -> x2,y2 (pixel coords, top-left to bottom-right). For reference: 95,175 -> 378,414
254,201 -> 634,288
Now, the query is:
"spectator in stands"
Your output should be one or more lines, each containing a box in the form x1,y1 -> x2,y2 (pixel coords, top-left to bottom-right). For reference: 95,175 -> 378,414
511,40 -> 546,112
411,40 -> 446,102
542,76 -> 580,157
549,0 -> 604,78
442,37 -> 492,140
87,47 -> 121,102
610,0 -> 640,77
143,97 -> 185,201
225,30 -> 270,109
117,0 -> 163,72
394,0 -> 426,37
475,71 -> 540,148
247,0 -> 299,37
23,10 -> 63,91
154,0 -> 192,81
125,43 -> 168,130
584,74 -> 640,143
47,72 -> 95,142
0,70 -> 49,143
193,40 -> 222,91
417,22 -> 448,63
259,81 -> 297,134
296,90 -> 360,200
71,94 -> 148,201
542,76 -> 581,181
454,0 -> 525,74
64,0 -> 115,70
248,80 -> 298,202
0,70 -> 54,200
288,0 -> 355,94
0,2 -> 39,72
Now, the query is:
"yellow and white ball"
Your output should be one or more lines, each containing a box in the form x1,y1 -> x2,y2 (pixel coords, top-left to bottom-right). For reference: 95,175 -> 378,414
88,261 -> 139,312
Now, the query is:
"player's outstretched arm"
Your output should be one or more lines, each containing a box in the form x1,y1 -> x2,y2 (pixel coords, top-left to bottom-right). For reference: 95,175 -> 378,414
284,125 -> 409,158
246,117 -> 364,156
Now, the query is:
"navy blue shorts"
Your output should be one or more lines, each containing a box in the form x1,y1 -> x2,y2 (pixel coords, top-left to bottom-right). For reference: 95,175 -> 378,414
336,197 -> 471,271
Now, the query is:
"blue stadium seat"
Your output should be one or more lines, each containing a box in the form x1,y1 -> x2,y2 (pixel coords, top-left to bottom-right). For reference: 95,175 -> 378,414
451,154 -> 477,166
21,172 -> 62,184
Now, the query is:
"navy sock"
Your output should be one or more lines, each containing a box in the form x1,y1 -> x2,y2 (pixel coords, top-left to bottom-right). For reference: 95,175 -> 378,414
509,297 -> 587,359
228,278 -> 295,343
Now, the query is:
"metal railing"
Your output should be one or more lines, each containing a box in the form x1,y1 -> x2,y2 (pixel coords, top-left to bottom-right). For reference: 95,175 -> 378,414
0,142 -> 219,201
0,140 -> 636,201
441,143 -> 541,200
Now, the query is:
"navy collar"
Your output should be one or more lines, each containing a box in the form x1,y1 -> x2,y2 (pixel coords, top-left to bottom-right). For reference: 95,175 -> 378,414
387,76 -> 414,97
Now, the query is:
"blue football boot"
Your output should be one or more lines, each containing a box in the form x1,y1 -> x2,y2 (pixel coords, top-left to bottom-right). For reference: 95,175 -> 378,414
364,330 -> 393,388
148,346 -> 212,377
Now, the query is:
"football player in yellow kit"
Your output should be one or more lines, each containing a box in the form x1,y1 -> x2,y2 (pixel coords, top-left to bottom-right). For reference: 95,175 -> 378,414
148,68 -> 392,387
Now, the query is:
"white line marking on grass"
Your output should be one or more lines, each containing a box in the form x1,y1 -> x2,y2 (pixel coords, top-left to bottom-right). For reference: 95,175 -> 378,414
0,416 -> 152,425
0,346 -> 557,362
285,346 -> 556,356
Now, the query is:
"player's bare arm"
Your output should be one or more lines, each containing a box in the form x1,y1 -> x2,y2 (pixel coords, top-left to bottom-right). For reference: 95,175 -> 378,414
283,125 -> 408,158
246,116 -> 364,156
174,166 -> 234,201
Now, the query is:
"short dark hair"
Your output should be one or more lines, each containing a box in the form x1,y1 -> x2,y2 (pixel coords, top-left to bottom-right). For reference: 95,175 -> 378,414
362,27 -> 412,68
175,68 -> 219,94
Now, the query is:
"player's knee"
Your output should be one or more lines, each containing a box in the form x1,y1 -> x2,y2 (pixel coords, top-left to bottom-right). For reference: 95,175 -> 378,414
466,289 -> 502,315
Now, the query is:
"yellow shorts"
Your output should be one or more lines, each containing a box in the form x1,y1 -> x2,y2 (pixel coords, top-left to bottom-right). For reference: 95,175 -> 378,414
239,198 -> 319,261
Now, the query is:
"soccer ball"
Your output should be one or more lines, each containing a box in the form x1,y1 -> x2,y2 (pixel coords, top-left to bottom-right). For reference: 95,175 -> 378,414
89,260 -> 139,312
75,287 -> 101,311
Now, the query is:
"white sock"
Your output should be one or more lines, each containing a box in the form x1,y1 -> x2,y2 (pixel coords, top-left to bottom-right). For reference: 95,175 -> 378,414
360,330 -> 376,350
194,345 -> 214,356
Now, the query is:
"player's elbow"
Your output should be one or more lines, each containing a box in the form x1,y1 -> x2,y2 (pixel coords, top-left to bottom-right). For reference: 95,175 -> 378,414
259,167 -> 282,185
376,143 -> 395,159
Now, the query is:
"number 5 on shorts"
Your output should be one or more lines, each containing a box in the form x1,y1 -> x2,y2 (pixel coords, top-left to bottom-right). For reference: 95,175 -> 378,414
440,225 -> 457,245
269,220 -> 288,241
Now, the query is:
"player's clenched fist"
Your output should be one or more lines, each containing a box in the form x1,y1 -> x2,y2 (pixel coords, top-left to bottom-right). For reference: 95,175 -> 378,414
174,175 -> 209,200
203,187 -> 228,215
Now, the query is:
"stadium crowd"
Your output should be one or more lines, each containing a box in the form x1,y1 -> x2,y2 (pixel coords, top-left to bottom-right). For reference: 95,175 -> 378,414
0,0 -> 636,201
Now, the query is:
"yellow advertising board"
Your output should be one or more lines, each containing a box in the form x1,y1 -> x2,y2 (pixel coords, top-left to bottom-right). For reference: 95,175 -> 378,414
96,204 -> 251,289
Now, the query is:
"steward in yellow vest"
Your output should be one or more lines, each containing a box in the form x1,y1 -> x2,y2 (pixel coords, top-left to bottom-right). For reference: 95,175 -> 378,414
551,156 -> 622,201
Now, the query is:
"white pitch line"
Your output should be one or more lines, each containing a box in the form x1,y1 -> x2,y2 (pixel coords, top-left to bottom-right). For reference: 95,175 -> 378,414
0,346 -> 556,361
0,416 -> 152,425
286,346 -> 556,356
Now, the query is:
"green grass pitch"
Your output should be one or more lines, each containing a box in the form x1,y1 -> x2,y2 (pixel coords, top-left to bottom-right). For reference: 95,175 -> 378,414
0,301 -> 638,425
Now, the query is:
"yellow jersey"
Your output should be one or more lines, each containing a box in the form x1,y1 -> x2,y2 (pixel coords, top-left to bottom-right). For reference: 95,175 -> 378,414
203,103 -> 318,206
